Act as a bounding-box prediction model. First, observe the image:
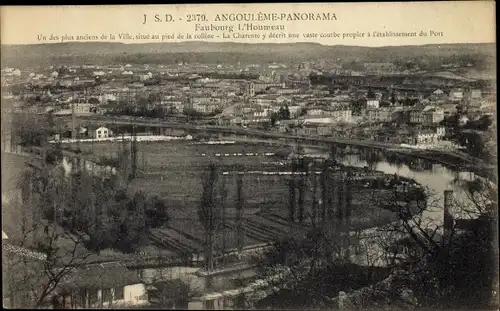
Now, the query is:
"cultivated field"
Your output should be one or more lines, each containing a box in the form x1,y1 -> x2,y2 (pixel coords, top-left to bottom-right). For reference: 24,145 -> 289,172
76,141 -> 404,255
77,140 -> 281,170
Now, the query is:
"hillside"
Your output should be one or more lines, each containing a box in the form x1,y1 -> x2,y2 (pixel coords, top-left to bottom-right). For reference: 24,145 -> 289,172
1,41 -> 495,56
1,41 -> 496,69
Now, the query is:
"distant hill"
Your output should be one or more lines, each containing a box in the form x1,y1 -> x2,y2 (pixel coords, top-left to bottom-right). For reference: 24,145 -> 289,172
1,41 -> 495,56
1,41 -> 496,69
2,41 -> 329,55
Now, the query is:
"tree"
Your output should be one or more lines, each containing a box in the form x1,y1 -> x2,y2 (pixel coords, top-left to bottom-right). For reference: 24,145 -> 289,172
372,168 -> 497,309
278,105 -> 291,120
3,159 -> 92,308
88,97 -> 100,105
146,280 -> 190,309
150,106 -> 166,119
463,115 -> 493,131
45,143 -> 64,165
254,220 -> 390,309
254,160 -> 371,307
390,91 -> 397,105
198,164 -> 223,272
455,130 -> 487,158
145,195 -> 170,228
147,92 -> 159,104
12,113 -> 52,146
47,112 -> 56,129
367,88 -> 376,99
3,221 -> 92,308
13,145 -> 169,256
183,108 -> 204,120
253,143 -> 497,310
283,105 -> 291,120
456,104 -> 466,116
270,113 -> 278,127
350,99 -> 365,116
379,101 -> 391,108
235,174 -> 245,255
261,121 -> 273,131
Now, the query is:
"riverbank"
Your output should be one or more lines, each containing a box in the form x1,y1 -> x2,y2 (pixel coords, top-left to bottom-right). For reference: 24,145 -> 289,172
48,134 -> 193,144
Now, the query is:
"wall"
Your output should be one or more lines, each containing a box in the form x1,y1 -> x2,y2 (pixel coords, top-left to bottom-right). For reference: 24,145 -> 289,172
161,127 -> 188,136
188,301 -> 204,309
140,265 -> 257,295
367,100 -> 380,109
209,267 -> 257,291
141,266 -> 200,284
141,266 -> 205,295
64,155 -> 117,177
303,117 -> 336,124
124,283 -> 148,304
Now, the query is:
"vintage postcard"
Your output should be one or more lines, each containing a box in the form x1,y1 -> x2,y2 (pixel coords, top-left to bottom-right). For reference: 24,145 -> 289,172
1,2 -> 497,310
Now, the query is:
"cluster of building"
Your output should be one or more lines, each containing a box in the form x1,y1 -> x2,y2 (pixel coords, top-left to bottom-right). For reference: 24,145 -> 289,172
363,87 -> 494,145
1,61 -> 495,149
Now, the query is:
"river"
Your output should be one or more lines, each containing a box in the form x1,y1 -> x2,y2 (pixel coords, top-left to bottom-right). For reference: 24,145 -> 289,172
302,146 -> 477,222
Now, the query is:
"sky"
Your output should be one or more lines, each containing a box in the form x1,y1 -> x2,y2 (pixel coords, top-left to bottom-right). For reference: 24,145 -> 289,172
0,2 -> 496,47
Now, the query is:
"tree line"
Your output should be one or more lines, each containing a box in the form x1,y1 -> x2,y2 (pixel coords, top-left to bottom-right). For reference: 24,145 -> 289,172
19,149 -> 169,254
248,149 -> 497,309
104,99 -> 222,120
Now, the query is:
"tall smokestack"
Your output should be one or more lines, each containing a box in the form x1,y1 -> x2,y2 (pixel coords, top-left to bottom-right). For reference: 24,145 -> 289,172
443,190 -> 454,245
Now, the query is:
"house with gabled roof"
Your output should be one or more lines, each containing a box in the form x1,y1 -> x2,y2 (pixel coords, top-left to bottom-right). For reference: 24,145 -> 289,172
52,262 -> 149,309
433,89 -> 444,96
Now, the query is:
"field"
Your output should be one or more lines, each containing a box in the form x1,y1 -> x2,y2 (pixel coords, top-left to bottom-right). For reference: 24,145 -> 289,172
76,140 -> 291,203
3,141 -> 408,262
76,140 -> 283,171
75,140 -> 403,255
149,192 -> 399,255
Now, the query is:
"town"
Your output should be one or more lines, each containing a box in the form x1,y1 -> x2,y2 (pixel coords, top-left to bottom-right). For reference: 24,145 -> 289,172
1,52 -> 495,158
1,41 -> 497,310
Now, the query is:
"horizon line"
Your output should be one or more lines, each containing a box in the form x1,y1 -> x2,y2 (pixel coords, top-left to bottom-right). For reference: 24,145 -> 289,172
1,40 -> 496,49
